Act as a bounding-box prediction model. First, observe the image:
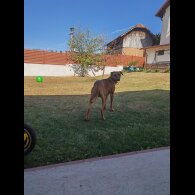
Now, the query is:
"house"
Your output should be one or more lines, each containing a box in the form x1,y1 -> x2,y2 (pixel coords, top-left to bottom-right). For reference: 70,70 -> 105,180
106,24 -> 155,57
142,0 -> 170,68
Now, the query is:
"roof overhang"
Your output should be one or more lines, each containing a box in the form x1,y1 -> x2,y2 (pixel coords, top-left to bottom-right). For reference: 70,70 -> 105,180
155,0 -> 170,18
141,44 -> 170,50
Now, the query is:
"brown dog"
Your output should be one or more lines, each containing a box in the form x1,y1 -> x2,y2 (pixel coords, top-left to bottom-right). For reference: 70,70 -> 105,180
85,71 -> 123,121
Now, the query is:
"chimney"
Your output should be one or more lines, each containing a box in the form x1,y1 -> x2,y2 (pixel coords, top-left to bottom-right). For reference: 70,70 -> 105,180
69,27 -> 75,52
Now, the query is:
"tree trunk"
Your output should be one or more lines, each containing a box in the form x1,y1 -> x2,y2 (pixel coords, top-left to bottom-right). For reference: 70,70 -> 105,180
102,66 -> 105,78
81,65 -> 85,77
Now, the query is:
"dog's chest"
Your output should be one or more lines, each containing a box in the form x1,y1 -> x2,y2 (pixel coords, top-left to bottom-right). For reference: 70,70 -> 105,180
105,84 -> 115,94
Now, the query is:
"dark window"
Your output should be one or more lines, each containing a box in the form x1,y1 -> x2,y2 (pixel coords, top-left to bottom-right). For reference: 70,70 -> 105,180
157,50 -> 164,55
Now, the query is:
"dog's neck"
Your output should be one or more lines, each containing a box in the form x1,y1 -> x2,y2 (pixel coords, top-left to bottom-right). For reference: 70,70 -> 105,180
108,77 -> 118,84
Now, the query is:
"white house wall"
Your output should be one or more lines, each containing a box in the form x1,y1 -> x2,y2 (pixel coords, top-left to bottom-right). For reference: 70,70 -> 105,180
146,51 -> 156,64
123,31 -> 154,48
160,6 -> 170,45
24,63 -> 123,77
146,49 -> 170,64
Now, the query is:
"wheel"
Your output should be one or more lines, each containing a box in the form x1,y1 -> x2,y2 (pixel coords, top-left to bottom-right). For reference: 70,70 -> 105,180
24,124 -> 36,156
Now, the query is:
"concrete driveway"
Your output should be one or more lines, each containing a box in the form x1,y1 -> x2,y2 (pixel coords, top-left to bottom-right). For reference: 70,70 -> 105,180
24,147 -> 170,195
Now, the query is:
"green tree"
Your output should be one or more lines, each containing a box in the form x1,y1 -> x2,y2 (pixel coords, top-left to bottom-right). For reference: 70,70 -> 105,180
153,33 -> 161,45
68,28 -> 106,77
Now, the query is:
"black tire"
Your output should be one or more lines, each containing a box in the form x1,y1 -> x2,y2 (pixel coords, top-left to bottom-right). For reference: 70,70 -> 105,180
24,124 -> 36,156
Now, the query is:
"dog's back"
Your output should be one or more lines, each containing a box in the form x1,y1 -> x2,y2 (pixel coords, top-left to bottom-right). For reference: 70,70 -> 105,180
90,79 -> 115,99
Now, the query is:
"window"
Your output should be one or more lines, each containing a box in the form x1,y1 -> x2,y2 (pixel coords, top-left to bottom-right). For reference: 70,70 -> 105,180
157,50 -> 164,55
164,50 -> 170,55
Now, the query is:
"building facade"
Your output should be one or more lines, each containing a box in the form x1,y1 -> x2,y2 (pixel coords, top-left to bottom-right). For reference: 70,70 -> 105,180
143,0 -> 170,68
106,24 -> 155,57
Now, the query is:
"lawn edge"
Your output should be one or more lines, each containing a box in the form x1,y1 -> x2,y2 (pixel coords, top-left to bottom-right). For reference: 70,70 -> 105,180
24,146 -> 170,172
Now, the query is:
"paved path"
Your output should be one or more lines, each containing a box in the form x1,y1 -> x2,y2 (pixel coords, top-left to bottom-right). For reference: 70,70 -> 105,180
24,147 -> 170,195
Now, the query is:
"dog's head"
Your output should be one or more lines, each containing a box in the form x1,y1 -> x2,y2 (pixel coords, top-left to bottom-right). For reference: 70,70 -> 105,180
110,71 -> 123,82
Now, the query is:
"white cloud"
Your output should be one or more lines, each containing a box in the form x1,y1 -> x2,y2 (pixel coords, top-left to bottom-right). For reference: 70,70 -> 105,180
111,27 -> 130,34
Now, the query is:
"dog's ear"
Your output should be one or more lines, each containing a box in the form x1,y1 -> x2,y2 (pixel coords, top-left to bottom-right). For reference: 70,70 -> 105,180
120,71 -> 124,76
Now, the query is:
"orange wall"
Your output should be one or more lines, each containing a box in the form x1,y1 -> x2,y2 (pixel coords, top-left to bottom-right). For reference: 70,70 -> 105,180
24,49 -> 145,67
122,48 -> 144,57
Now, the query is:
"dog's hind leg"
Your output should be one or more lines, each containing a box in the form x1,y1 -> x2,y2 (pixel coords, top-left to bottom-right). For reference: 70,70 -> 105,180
85,94 -> 98,121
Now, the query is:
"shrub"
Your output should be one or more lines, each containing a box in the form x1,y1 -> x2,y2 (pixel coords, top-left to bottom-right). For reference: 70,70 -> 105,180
128,60 -> 139,66
163,68 -> 170,73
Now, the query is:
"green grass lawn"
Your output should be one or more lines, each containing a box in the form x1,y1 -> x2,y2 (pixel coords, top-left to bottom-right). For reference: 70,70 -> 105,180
24,72 -> 170,168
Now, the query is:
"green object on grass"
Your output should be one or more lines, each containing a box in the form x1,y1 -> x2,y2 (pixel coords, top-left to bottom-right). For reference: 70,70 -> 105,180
36,76 -> 43,83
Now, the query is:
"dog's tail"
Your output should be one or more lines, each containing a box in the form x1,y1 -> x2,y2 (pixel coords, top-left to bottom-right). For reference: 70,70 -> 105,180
89,82 -> 99,103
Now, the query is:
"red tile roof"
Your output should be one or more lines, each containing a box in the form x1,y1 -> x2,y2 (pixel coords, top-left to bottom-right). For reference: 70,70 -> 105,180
120,24 -> 150,37
135,24 -> 145,28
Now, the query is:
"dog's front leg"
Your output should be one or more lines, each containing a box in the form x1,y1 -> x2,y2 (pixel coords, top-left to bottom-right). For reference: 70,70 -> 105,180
101,96 -> 106,120
103,95 -> 108,111
110,93 -> 114,112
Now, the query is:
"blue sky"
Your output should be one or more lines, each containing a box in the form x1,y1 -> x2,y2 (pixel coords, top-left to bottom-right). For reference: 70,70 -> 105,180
24,0 -> 165,51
